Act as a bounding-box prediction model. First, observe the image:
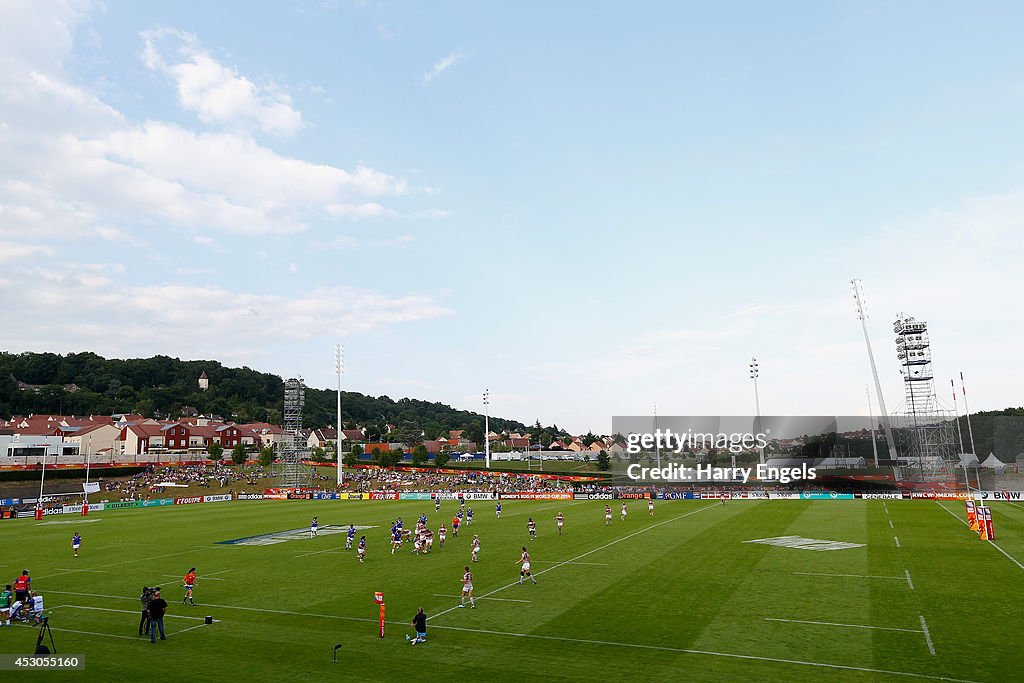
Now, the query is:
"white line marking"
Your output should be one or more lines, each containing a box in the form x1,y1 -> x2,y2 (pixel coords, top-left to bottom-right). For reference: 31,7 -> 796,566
905,570 -> 914,590
418,622 -> 971,682
1006,501 -> 1024,513
49,626 -> 138,641
532,560 -> 609,566
430,593 -> 530,603
889,520 -> 894,529
295,547 -> 344,558
895,536 -> 901,548
920,615 -> 935,655
765,617 -> 923,633
162,574 -> 225,581
52,604 -> 211,621
205,569 -> 231,576
884,502 -> 889,515
430,503 -> 720,622
170,622 -> 214,637
54,568 -> 108,573
936,502 -> 1024,571
793,572 -> 903,581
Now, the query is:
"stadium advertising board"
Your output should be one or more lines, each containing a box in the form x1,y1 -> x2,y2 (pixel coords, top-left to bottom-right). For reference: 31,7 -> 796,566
910,492 -> 936,499
105,501 -> 142,509
799,492 -> 854,500
0,497 -> 20,506
314,492 -> 340,500
204,494 -> 232,503
768,492 -> 801,499
174,496 -> 204,505
287,492 -> 312,500
265,493 -> 288,500
142,498 -> 175,507
463,492 -> 497,500
861,493 -> 902,499
237,493 -> 265,500
369,492 -> 399,500
974,490 -> 1024,501
400,492 -> 432,500
574,492 -> 613,500
62,502 -> 106,514
499,492 -> 573,500
616,492 -> 650,500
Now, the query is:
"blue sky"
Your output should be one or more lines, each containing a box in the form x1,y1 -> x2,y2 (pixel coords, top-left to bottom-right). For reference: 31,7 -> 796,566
2,1 -> 1022,433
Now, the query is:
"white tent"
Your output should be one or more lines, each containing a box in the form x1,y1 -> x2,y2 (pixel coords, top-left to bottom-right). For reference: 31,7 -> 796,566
980,453 -> 1007,471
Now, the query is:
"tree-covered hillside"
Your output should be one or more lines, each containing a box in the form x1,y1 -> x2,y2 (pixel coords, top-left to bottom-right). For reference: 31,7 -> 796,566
0,351 -> 546,442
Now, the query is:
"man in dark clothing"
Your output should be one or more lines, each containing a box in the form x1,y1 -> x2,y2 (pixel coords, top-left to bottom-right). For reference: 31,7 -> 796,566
409,607 -> 427,645
147,590 -> 169,643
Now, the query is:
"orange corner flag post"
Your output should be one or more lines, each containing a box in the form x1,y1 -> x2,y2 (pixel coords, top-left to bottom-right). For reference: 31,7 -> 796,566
374,592 -> 385,638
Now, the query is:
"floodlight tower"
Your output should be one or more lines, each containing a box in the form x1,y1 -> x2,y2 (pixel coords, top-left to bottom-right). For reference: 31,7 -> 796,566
336,345 -> 343,488
483,388 -> 490,469
749,357 -> 765,465
851,279 -> 899,460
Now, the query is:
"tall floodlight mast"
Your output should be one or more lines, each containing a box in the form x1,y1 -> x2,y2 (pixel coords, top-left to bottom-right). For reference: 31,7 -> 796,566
851,279 -> 899,460
336,345 -> 344,489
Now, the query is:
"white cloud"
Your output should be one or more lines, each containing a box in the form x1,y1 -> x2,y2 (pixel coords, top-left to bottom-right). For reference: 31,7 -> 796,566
140,27 -> 303,136
421,52 -> 462,84
0,240 -> 53,262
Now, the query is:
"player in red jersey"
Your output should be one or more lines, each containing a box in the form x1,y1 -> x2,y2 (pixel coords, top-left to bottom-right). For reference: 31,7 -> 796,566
452,515 -> 461,538
182,568 -> 197,606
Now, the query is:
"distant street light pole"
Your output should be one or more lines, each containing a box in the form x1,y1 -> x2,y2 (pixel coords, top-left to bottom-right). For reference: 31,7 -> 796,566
483,388 -> 490,469
749,357 -> 765,465
86,435 -> 93,486
336,344 -> 343,489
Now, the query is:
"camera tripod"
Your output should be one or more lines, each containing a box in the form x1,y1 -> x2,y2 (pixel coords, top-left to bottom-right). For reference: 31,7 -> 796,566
35,616 -> 57,655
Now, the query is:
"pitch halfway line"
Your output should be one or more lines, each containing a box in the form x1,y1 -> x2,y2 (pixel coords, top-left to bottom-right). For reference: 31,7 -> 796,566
430,502 -> 723,622
52,604 -> 212,621
765,617 -> 923,633
935,502 -> 1024,571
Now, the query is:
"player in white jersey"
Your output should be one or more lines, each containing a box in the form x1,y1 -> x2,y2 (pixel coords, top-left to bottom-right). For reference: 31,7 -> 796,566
604,505 -> 613,526
438,524 -> 447,548
459,567 -> 476,608
423,528 -> 434,553
527,517 -> 537,540
556,512 -> 564,535
648,499 -> 654,516
413,534 -> 422,555
516,547 -> 537,585
471,535 -> 481,562
357,536 -> 366,562
620,503 -> 628,521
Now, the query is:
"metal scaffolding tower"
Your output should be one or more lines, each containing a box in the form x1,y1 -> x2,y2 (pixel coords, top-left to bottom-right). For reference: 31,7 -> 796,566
892,315 -> 958,478
278,377 -> 311,488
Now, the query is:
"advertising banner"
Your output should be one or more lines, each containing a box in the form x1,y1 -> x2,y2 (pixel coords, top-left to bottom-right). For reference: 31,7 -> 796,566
369,492 -> 399,500
616,492 -> 650,500
399,492 -> 433,500
204,494 -> 233,503
462,492 -> 496,501
799,492 -> 854,500
142,498 -> 175,507
767,492 -> 801,500
287,493 -> 312,500
499,492 -> 573,500
344,493 -> 364,500
237,493 -> 266,500
174,496 -> 205,505
106,501 -> 143,510
973,491 -> 1024,501
265,493 -> 288,500
314,492 -> 340,500
861,493 -> 903,499
0,498 -> 21,506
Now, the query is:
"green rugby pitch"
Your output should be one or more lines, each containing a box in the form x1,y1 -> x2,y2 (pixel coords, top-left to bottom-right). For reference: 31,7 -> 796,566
2,498 -> 1023,682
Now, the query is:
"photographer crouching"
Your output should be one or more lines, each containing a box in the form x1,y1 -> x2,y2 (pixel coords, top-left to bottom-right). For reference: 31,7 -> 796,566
138,587 -> 157,637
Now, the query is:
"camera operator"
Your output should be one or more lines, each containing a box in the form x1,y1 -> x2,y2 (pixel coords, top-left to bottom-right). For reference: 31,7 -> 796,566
147,589 -> 168,643
138,587 -> 156,637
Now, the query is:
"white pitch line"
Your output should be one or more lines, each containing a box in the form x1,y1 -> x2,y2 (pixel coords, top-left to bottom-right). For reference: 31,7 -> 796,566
430,593 -> 531,603
765,617 -> 923,633
170,622 -> 213,637
920,615 -> 935,655
419,622 -> 972,682
905,570 -> 914,591
48,626 -> 138,641
162,574 -> 225,581
895,536 -> 901,548
936,501 -> 1024,571
205,569 -> 231,576
53,604 -> 211,621
532,560 -> 609,566
295,547 -> 344,558
54,568 -> 108,573
793,572 -> 904,581
889,520 -> 894,529
430,503 -> 721,622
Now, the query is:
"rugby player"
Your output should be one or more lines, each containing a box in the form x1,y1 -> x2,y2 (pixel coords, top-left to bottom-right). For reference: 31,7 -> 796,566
459,566 -> 475,608
516,547 -> 537,585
